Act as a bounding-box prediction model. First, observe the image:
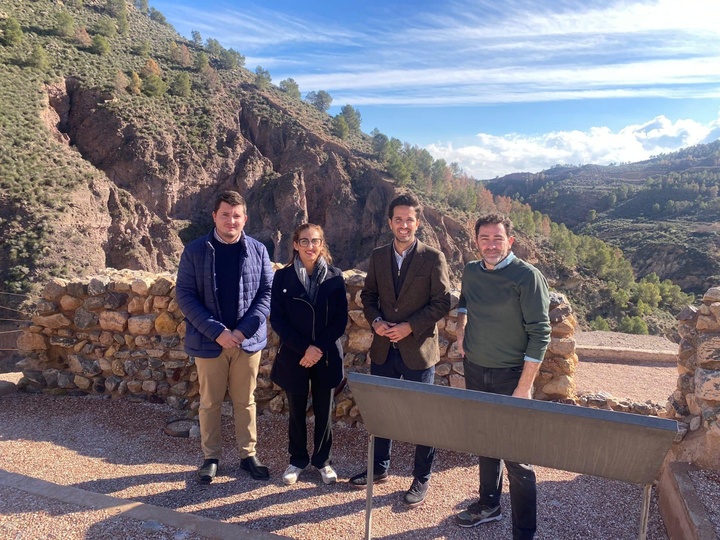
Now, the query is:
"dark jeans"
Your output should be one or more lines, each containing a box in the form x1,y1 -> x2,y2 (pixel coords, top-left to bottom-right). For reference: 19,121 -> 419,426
370,347 -> 435,482
286,384 -> 334,469
463,358 -> 537,540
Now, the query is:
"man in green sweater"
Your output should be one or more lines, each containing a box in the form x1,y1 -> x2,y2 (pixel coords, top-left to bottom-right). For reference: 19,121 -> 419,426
454,213 -> 550,540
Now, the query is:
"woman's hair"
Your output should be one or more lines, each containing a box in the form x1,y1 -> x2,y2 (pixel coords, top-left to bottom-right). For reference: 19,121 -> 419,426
289,223 -> 333,265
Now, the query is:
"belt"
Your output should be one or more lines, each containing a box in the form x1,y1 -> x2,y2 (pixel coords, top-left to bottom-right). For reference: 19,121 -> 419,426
390,342 -> 399,349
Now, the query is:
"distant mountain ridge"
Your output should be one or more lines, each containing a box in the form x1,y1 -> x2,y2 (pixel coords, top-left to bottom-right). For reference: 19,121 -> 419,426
485,140 -> 720,294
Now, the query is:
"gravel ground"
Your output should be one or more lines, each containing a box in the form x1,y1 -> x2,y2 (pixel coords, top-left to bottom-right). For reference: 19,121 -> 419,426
0,392 -> 669,540
573,331 -> 678,404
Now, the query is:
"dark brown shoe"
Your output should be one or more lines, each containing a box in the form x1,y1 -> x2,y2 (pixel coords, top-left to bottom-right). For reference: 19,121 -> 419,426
197,459 -> 218,484
240,455 -> 270,480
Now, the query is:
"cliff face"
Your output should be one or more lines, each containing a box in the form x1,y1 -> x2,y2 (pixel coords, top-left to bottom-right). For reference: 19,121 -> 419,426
39,78 -> 475,280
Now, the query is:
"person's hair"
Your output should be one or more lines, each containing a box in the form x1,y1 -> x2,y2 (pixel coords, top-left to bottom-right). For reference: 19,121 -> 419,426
474,213 -> 514,237
289,223 -> 333,265
213,191 -> 247,213
388,193 -> 422,220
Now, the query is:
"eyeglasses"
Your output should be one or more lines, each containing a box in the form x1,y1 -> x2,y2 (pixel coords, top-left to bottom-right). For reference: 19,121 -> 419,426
297,238 -> 323,247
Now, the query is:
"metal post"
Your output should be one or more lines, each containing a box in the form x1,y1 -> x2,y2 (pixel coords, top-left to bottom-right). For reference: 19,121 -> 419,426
364,434 -> 375,540
638,483 -> 652,540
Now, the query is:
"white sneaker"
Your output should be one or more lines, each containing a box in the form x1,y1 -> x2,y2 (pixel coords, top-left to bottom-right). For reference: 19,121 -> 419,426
319,465 -> 337,485
282,465 -> 305,485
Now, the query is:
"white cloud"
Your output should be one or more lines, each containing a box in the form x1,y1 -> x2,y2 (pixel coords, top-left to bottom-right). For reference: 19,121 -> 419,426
427,114 -> 720,179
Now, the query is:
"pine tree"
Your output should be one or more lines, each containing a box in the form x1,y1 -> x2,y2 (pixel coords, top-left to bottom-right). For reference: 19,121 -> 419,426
91,35 -> 110,55
2,17 -> 22,46
134,0 -> 149,13
279,78 -> 301,100
29,45 -> 50,70
340,104 -> 362,132
191,30 -> 202,47
56,11 -> 75,38
194,51 -> 209,71
254,66 -> 271,89
142,74 -> 167,97
331,116 -> 349,139
170,72 -> 191,97
94,17 -> 117,38
306,90 -> 332,112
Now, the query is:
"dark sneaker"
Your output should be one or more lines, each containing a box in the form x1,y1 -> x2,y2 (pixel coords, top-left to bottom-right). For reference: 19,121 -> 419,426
197,459 -> 218,484
456,502 -> 502,527
403,478 -> 429,507
348,470 -> 389,489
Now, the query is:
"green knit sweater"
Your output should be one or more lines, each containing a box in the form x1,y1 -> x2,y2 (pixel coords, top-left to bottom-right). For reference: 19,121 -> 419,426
459,257 -> 551,368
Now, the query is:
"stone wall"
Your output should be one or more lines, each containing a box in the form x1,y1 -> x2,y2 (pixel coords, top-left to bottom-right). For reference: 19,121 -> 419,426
16,269 -> 578,425
665,287 -> 720,470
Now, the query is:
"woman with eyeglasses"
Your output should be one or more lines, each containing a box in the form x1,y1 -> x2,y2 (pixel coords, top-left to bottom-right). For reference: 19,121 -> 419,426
270,223 -> 348,486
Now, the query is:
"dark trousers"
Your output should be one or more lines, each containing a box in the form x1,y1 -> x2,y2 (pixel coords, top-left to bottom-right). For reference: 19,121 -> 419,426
463,358 -> 537,540
286,384 -> 334,469
370,347 -> 435,482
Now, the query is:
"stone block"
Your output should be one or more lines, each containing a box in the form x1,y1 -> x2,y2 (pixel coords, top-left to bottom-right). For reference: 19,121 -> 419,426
43,369 -> 59,388
83,296 -> 105,311
131,277 -> 153,296
43,278 -> 68,300
348,310 -> 370,329
103,292 -> 128,310
447,340 -> 462,359
16,332 -> 47,351
695,368 -> 720,401
702,287 -> 720,303
547,337 -> 576,358
696,334 -> 720,367
346,328 -> 372,352
149,277 -> 174,296
154,312 -> 178,335
697,315 -> 720,332
87,276 -> 111,296
128,314 -> 157,335
438,335 -> 449,357
74,308 -> 98,329
32,313 -> 71,329
542,375 -> 574,398
105,375 -> 122,392
127,296 -> 145,314
448,374 -> 465,388
435,362 -> 451,377
74,375 -> 92,390
127,380 -> 143,394
99,311 -> 129,332
153,296 -> 171,310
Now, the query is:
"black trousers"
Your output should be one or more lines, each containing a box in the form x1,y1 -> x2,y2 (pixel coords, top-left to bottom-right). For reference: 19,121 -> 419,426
286,384 -> 334,469
463,359 -> 537,540
370,347 -> 436,482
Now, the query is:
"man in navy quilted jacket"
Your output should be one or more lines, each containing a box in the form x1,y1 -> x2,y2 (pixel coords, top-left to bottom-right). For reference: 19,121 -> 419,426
176,191 -> 274,483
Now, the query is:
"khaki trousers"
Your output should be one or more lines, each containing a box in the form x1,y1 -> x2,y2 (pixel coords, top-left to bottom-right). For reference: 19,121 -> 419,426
195,347 -> 261,460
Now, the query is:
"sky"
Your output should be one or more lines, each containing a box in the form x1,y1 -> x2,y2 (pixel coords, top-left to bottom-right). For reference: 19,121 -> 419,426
153,0 -> 720,179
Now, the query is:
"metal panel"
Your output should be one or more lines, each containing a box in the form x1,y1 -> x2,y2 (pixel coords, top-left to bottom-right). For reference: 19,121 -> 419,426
348,373 -> 677,485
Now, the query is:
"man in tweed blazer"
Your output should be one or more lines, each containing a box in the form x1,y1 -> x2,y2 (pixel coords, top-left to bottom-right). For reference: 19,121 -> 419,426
350,193 -> 451,507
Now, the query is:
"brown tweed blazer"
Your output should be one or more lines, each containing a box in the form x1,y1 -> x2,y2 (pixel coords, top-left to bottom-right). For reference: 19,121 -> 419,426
361,240 -> 451,370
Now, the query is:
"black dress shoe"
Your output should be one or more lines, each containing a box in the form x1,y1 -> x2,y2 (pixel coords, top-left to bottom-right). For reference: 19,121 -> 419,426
197,459 -> 218,484
240,455 -> 270,480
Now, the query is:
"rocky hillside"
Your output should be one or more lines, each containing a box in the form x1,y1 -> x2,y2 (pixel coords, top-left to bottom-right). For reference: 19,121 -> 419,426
0,0 -> 475,295
485,143 -> 720,294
